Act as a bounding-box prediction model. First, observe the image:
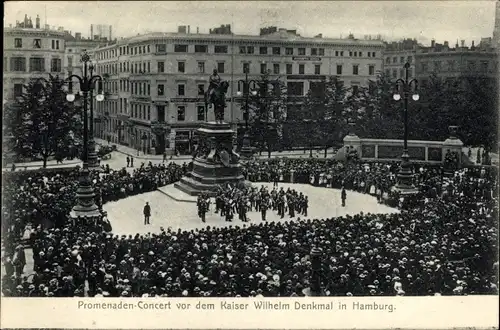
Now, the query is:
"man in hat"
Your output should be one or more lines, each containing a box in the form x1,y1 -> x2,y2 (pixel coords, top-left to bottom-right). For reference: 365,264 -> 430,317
143,202 -> 151,225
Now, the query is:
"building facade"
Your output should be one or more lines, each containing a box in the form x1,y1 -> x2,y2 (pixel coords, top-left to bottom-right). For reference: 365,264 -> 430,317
90,27 -> 385,155
414,40 -> 498,86
3,25 -> 66,101
383,39 -> 419,80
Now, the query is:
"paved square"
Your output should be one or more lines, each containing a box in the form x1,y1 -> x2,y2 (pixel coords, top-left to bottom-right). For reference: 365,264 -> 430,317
104,182 -> 399,235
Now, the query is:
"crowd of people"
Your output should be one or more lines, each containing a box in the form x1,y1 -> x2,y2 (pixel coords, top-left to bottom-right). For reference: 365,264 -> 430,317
1,156 -> 498,297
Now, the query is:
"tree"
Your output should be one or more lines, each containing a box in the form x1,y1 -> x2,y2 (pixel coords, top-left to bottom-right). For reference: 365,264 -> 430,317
7,74 -> 82,168
243,72 -> 287,158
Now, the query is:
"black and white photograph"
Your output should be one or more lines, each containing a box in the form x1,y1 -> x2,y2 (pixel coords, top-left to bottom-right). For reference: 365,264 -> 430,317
1,1 -> 498,323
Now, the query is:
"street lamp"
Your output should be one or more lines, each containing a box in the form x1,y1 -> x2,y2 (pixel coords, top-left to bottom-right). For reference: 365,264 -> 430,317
66,51 -> 105,219
392,62 -> 419,195
237,68 -> 258,158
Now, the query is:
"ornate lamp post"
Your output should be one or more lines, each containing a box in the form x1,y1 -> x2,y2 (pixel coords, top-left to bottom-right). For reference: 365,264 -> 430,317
392,62 -> 419,194
237,67 -> 258,159
66,51 -> 105,219
302,247 -> 324,296
87,61 -> 101,169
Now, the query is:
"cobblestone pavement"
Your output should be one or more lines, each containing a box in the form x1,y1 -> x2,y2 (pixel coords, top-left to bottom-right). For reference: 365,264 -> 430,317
104,182 -> 399,236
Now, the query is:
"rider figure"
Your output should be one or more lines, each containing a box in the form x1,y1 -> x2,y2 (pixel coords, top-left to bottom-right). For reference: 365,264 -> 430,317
208,69 -> 226,108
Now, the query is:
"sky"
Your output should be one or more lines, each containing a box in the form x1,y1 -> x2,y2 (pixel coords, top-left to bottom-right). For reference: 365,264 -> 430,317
4,1 -> 497,45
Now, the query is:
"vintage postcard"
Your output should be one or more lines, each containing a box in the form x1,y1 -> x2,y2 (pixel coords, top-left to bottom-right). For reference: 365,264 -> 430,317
1,1 -> 499,329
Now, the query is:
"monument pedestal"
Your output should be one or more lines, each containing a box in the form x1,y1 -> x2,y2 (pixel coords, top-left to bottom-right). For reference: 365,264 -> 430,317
175,122 -> 245,196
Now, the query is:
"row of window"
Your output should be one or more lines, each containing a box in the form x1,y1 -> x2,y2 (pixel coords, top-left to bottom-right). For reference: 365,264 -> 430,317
385,56 -> 413,64
8,57 -> 62,72
97,59 -> 376,77
419,60 -> 491,73
96,42 -> 379,59
13,38 -> 61,50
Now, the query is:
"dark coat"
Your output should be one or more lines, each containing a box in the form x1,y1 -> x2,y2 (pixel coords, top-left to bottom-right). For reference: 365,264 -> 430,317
143,204 -> 151,216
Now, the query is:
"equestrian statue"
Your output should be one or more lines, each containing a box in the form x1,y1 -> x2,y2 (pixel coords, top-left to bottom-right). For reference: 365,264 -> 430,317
205,69 -> 229,124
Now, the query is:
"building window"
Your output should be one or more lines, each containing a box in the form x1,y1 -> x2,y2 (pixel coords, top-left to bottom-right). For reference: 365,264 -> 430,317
369,65 -> 375,75
214,45 -> 228,53
158,61 -> 164,73
197,106 -> 205,121
272,47 -> 281,55
336,65 -> 342,75
158,84 -> 164,96
259,46 -> 268,54
147,84 -> 151,95
50,58 -> 62,72
10,57 -> 26,72
147,62 -> 151,72
352,65 -> 359,75
147,106 -> 151,120
319,48 -> 325,56
296,48 -> 304,55
198,61 -> 205,73
299,64 -> 305,74
480,61 -> 488,73
177,106 -> 186,121
336,51 -> 339,57
198,84 -> 205,96
285,48 -> 293,55
400,56 -> 405,63
311,48 -> 318,55
157,44 -> 167,53
314,64 -> 321,75
286,63 -> 292,74
385,69 -> 390,76
359,52 -> 363,57
14,38 -> 22,48
33,39 -> 41,48
392,69 -> 397,78
51,40 -> 55,49
217,62 -> 225,73
261,63 -> 267,74
352,85 -> 359,95
243,63 -> 250,74
399,69 -> 404,77
246,46 -> 254,54
273,63 -> 280,74
239,46 -> 246,54
349,51 -> 353,57
178,84 -> 185,96
173,44 -> 187,53
195,45 -> 208,53
13,84 -> 23,98
178,61 -> 185,73
407,56 -> 412,63
29,57 -> 45,72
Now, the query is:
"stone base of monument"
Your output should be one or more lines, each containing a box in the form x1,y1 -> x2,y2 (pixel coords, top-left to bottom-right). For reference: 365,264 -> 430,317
174,121 -> 245,196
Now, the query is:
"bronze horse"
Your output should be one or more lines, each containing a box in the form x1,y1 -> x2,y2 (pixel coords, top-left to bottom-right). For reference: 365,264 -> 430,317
205,80 -> 229,124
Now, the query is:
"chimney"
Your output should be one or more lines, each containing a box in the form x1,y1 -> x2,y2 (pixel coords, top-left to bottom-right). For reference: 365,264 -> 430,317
36,15 -> 40,28
444,41 -> 449,48
461,40 -> 465,47
188,25 -> 190,34
75,32 -> 81,40
24,14 -> 28,27
471,40 -> 475,49
431,39 -> 435,47
197,27 -> 199,34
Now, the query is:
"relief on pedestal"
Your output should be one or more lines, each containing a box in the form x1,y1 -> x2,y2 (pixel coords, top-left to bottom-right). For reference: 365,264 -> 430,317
196,137 -> 240,167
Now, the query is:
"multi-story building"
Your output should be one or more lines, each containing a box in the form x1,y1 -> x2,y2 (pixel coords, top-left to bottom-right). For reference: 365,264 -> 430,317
383,38 -> 498,86
3,14 -> 107,103
415,39 -> 498,86
3,15 -> 66,101
90,26 -> 385,155
383,39 -> 419,80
